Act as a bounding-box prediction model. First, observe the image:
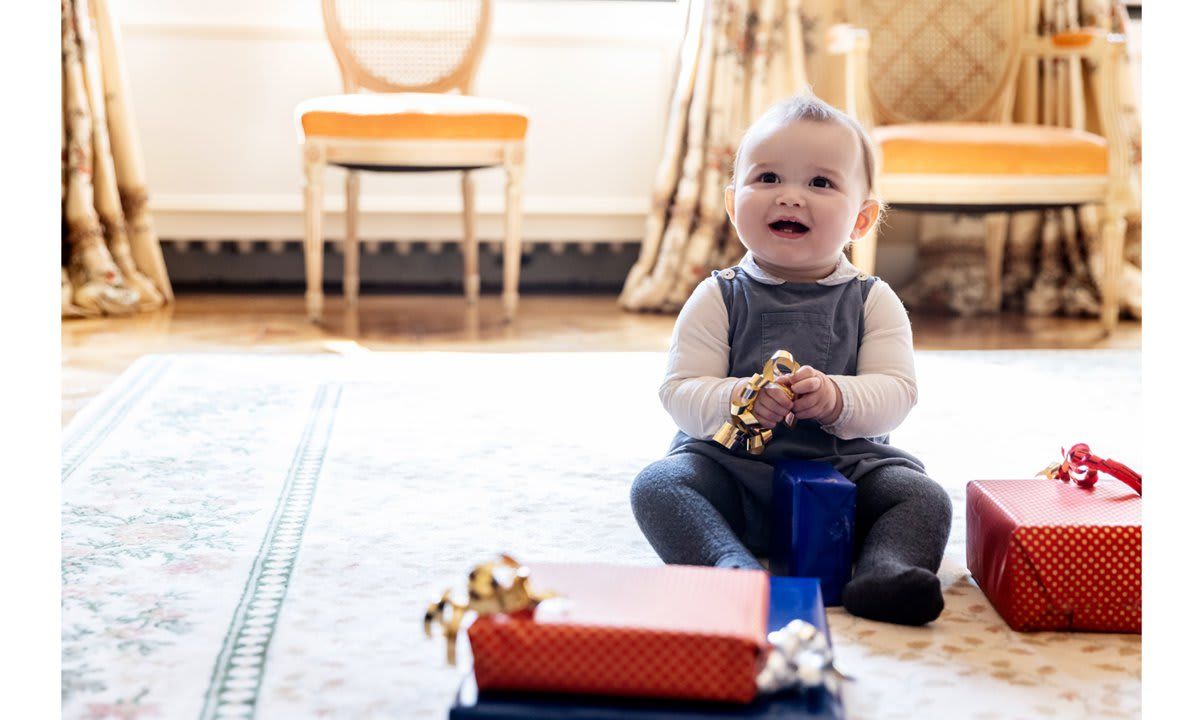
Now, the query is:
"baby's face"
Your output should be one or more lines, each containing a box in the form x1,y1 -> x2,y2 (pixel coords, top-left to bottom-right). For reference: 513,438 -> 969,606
725,118 -> 877,280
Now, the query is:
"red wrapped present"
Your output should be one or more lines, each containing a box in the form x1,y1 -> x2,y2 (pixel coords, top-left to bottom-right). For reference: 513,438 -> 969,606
467,562 -> 768,704
967,449 -> 1141,633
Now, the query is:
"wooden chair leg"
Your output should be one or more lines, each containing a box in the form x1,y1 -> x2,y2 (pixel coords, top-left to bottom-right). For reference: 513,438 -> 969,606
344,170 -> 360,306
982,213 -> 1009,313
303,145 -> 325,322
502,146 -> 524,322
850,224 -> 877,275
1100,206 -> 1126,333
461,171 -> 480,303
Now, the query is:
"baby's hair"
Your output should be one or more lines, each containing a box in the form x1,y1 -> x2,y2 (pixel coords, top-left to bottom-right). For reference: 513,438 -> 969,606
731,92 -> 881,204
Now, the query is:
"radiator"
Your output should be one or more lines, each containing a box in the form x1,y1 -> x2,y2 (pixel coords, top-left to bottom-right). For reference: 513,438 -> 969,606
160,239 -> 641,291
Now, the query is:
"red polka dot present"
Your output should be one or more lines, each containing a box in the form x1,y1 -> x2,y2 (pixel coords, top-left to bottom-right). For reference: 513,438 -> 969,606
467,563 -> 769,703
966,474 -> 1141,633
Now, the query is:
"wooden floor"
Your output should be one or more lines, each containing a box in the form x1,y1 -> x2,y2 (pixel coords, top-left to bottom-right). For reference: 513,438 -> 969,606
62,293 -> 1140,425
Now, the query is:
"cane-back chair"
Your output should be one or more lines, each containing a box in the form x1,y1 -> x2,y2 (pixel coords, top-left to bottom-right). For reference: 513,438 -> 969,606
295,0 -> 528,321
844,0 -> 1130,332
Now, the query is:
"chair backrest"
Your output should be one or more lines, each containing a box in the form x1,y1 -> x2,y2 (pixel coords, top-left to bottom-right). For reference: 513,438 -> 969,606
321,0 -> 492,94
847,0 -> 1026,124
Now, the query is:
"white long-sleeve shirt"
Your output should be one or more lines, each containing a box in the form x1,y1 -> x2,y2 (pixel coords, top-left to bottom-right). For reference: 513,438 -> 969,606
659,253 -> 918,441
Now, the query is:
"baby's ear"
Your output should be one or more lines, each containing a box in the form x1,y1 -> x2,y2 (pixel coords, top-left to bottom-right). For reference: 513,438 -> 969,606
724,185 -> 736,224
851,199 -> 880,239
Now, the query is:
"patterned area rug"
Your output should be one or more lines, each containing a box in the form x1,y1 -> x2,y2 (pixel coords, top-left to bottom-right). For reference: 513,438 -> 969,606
62,351 -> 1141,719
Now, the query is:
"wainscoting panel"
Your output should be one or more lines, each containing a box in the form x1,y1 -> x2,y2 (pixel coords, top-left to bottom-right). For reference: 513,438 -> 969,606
115,0 -> 687,246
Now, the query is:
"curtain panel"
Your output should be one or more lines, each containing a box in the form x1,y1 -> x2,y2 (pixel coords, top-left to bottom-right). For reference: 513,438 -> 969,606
620,0 -> 820,312
62,0 -> 172,318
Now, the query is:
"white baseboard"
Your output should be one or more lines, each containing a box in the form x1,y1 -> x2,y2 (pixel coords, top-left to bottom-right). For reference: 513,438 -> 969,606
150,194 -> 651,242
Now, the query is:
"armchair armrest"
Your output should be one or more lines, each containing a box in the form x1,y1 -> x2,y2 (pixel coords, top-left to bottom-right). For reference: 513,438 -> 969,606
824,24 -> 873,130
1020,28 -> 1125,61
1022,28 -> 1131,204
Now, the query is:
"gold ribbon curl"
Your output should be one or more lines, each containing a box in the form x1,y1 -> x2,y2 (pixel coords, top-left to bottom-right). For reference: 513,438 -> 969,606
713,350 -> 800,455
423,554 -> 557,665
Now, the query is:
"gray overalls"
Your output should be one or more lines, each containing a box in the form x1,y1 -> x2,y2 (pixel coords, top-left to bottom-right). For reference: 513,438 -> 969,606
668,265 -> 924,549
631,265 -> 952,623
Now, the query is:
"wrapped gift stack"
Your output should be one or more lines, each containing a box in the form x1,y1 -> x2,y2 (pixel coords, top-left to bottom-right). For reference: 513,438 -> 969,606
966,444 -> 1142,633
428,557 -> 846,719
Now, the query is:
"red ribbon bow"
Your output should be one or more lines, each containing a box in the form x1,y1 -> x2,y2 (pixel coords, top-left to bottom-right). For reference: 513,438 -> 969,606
1043,443 -> 1142,496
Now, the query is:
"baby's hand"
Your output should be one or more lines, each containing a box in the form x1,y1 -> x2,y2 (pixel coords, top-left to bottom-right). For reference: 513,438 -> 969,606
733,377 -> 794,430
786,366 -> 844,426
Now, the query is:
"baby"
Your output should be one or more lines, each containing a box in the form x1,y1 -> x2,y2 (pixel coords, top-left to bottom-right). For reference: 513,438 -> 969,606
631,94 -> 952,626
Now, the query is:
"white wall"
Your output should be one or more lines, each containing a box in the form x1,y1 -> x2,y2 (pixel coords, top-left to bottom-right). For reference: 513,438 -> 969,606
112,0 -> 689,243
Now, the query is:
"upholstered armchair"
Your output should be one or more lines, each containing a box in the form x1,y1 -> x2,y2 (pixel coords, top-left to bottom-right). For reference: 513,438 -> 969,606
836,0 -> 1131,332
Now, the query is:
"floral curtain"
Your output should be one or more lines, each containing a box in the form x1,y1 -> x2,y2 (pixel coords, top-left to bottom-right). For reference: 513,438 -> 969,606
62,0 -> 171,317
620,0 -> 818,312
884,0 -> 1142,319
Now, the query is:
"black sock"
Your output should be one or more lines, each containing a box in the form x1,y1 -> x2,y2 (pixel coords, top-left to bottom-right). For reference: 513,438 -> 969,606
842,561 -> 944,626
842,464 -> 953,626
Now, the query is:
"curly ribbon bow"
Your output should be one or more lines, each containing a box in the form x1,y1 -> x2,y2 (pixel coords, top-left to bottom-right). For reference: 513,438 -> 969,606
713,350 -> 800,455
423,554 -> 556,665
757,619 -> 851,696
1038,443 -> 1142,495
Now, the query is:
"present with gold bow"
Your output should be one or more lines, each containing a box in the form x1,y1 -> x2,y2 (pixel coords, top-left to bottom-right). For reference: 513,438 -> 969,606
447,576 -> 847,718
966,445 -> 1142,633
465,562 -> 768,703
430,559 -> 848,706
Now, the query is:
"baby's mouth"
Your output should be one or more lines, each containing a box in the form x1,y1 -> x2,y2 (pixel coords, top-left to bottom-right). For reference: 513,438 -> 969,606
768,219 -> 810,238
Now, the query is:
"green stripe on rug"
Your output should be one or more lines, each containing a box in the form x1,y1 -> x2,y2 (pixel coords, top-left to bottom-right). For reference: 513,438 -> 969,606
198,383 -> 342,720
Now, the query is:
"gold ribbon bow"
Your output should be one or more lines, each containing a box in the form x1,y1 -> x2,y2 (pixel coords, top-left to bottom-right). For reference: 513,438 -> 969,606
713,350 -> 800,455
423,554 -> 556,665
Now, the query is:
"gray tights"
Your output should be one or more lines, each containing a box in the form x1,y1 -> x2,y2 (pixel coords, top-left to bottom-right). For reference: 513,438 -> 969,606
630,453 -> 953,625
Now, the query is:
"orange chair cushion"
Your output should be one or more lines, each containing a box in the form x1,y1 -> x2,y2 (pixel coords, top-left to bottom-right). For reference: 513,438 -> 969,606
297,93 -> 528,141
875,123 -> 1108,176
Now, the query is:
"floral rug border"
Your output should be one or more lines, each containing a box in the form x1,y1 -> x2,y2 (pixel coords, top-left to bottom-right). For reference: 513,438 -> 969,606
62,356 -> 170,482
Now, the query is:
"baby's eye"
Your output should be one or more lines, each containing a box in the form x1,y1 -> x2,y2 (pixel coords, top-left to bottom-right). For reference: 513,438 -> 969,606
757,171 -> 781,184
810,176 -> 834,189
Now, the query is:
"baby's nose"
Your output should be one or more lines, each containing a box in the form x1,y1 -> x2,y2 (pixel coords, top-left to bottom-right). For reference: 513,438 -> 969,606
775,191 -> 806,207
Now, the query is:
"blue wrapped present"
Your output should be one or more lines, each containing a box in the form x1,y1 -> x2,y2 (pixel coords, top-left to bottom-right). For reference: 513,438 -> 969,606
447,576 -> 843,720
769,460 -> 855,606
